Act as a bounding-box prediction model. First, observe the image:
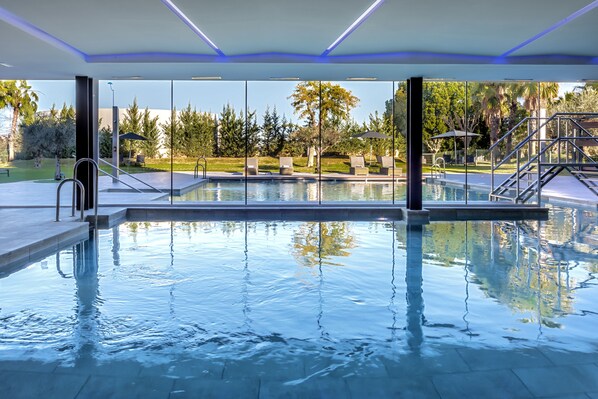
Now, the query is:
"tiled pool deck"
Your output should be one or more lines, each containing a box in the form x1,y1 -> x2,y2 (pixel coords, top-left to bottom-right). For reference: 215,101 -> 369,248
1,346 -> 597,398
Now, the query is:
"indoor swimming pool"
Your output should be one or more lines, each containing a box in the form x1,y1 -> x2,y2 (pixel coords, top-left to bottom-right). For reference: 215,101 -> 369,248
0,205 -> 596,397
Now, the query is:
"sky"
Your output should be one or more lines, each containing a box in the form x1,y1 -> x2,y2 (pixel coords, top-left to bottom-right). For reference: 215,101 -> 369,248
0,80 -> 582,134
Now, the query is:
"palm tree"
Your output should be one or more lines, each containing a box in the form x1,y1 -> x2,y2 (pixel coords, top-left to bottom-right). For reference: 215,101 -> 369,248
0,80 -> 39,161
473,83 -> 508,146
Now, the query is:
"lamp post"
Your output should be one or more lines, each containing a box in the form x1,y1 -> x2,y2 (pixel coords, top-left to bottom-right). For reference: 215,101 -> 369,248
108,82 -> 119,183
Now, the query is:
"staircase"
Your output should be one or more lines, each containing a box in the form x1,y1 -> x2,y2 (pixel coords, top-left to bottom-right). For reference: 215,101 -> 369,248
489,113 -> 598,203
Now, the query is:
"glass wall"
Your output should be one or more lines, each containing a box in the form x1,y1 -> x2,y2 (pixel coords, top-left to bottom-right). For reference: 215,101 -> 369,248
0,80 -> 75,184
4,78 -> 585,209
97,80 -> 171,205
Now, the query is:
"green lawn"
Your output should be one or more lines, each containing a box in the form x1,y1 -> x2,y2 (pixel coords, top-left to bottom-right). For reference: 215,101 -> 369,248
1,156 -> 508,183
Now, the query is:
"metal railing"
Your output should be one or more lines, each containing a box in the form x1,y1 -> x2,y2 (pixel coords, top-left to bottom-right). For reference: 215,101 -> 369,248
490,112 -> 598,199
56,178 -> 85,222
73,158 -> 99,226
430,157 -> 446,179
98,158 -> 162,193
194,156 -> 207,179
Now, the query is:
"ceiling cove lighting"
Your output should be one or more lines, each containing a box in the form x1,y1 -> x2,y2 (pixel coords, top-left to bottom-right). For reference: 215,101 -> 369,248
191,76 -> 221,80
321,0 -> 385,57
346,77 -> 377,81
269,77 -> 301,81
501,0 -> 598,57
0,63 -> 13,68
161,0 -> 225,56
0,6 -> 86,59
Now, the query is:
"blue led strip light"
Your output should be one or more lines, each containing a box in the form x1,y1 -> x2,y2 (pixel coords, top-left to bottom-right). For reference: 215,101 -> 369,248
0,6 -> 86,59
501,0 -> 598,57
321,0 -> 385,57
161,0 -> 225,56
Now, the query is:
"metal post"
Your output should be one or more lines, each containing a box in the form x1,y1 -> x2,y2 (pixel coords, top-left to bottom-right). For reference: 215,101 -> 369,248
406,77 -> 423,210
516,152 -> 520,201
111,106 -> 119,183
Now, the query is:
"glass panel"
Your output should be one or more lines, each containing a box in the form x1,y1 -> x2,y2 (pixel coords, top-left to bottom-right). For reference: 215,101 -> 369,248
1,80 -> 75,184
171,81 -> 245,204
97,80 -> 171,206
422,80 -> 470,203
246,81 -> 315,203
320,81 -> 394,203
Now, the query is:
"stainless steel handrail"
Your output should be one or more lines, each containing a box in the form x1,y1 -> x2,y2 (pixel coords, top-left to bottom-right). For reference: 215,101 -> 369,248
73,158 -> 99,227
98,158 -> 162,193
56,178 -> 85,222
194,156 -> 207,179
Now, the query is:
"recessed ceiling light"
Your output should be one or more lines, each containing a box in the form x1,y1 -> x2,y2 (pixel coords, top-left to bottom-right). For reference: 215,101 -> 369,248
191,76 -> 222,80
111,76 -> 143,80
161,0 -> 224,57
0,63 -> 13,67
269,77 -> 301,81
322,0 -> 385,56
346,77 -> 377,81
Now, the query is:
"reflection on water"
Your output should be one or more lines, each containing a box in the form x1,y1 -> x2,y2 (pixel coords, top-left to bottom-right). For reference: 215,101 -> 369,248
174,180 -> 486,202
0,205 -> 596,367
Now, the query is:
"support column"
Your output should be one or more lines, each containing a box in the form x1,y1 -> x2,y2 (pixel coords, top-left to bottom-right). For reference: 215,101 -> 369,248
407,77 -> 423,210
75,76 -> 98,210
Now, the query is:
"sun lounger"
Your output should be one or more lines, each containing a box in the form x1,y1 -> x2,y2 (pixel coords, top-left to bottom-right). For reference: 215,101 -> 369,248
246,157 -> 258,175
377,156 -> 402,176
279,157 -> 294,175
350,156 -> 368,176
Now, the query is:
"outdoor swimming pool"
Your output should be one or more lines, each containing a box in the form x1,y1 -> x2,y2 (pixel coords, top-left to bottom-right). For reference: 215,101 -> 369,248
0,204 -> 597,398
174,180 -> 488,202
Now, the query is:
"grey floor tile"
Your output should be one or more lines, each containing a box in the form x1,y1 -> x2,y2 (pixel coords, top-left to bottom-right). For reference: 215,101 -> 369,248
456,347 -> 552,371
433,369 -> 532,399
76,375 -> 173,399
0,370 -> 88,399
310,357 -> 388,378
514,364 -> 598,397
139,359 -> 224,379
346,376 -> 440,399
171,378 -> 259,399
260,378 -> 348,399
0,359 -> 58,373
382,349 -> 470,377
223,358 -> 304,380
539,349 -> 598,366
56,359 -> 142,378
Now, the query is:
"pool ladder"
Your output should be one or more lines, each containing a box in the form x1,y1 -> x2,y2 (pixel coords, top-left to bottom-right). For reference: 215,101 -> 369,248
430,158 -> 446,179
55,158 -> 99,226
194,156 -> 207,179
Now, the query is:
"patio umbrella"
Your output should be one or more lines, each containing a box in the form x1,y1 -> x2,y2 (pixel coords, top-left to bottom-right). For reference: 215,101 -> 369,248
431,130 -> 479,163
353,131 -> 391,162
119,132 -> 147,160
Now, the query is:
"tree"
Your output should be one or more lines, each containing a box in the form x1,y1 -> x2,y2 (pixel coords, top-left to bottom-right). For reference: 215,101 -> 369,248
141,107 -> 160,158
0,80 -> 39,161
261,107 -> 287,156
218,104 -> 245,157
289,81 -> 359,168
22,114 -> 75,178
473,83 -> 508,146
120,98 -> 144,156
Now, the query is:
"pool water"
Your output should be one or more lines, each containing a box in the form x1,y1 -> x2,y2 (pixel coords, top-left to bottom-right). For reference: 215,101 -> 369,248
1,206 -> 597,364
174,180 -> 488,202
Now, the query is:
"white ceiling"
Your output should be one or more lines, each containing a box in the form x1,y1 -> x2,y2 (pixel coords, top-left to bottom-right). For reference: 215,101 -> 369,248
0,0 -> 597,81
